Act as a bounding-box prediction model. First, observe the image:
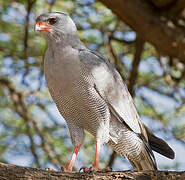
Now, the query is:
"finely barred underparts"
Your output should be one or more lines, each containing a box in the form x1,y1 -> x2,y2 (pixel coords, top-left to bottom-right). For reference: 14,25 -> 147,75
49,76 -> 111,146
108,114 -> 143,162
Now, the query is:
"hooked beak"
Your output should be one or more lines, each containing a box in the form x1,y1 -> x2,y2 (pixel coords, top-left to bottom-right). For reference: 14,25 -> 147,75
35,21 -> 52,32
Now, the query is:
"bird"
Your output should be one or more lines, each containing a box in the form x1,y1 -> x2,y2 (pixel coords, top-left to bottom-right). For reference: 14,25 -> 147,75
35,12 -> 175,172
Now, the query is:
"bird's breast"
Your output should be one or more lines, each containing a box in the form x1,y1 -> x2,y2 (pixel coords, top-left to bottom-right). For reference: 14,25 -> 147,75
44,46 -> 81,85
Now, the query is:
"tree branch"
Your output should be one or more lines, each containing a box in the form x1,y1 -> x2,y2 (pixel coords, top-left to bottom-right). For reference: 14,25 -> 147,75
98,0 -> 185,62
0,162 -> 184,180
128,36 -> 144,96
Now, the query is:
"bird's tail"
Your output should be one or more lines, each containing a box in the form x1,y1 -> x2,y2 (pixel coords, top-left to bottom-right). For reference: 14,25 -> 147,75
128,139 -> 157,171
144,124 -> 175,159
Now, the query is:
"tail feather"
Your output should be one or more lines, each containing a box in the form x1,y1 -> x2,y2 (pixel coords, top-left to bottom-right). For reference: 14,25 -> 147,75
131,134 -> 157,171
128,144 -> 157,170
144,125 -> 175,159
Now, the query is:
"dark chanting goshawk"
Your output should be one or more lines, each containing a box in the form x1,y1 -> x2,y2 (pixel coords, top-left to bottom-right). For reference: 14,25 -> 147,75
35,12 -> 175,172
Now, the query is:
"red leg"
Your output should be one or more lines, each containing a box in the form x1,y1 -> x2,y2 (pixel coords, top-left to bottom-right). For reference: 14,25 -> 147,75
64,145 -> 81,172
93,139 -> 101,170
80,140 -> 111,172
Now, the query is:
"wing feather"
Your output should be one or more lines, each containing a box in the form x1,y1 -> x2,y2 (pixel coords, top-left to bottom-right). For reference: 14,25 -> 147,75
79,49 -> 142,134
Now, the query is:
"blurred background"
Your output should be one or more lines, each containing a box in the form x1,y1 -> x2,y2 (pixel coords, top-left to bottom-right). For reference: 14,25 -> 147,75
0,0 -> 185,171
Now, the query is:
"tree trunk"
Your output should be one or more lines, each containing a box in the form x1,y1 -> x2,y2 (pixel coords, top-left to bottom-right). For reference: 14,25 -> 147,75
0,162 -> 184,180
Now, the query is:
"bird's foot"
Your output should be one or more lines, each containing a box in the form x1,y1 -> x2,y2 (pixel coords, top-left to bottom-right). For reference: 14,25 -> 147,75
79,166 -> 112,173
46,168 -> 57,172
79,166 -> 92,173
61,167 -> 72,172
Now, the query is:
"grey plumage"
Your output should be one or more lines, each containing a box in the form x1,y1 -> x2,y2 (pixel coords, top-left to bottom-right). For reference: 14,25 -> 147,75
36,12 -> 174,171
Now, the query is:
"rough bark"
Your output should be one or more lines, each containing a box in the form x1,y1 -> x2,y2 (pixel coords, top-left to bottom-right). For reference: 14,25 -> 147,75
98,0 -> 185,62
0,162 -> 184,180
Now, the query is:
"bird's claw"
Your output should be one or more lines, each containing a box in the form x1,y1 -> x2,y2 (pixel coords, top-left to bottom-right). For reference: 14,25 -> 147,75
79,166 -> 93,173
46,168 -> 57,172
61,167 -> 71,172
61,167 -> 66,172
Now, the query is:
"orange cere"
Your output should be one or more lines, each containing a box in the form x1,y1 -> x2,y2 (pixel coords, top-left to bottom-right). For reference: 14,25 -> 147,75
36,21 -> 52,31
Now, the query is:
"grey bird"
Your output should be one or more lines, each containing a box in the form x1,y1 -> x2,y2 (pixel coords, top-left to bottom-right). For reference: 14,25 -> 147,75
35,12 -> 175,172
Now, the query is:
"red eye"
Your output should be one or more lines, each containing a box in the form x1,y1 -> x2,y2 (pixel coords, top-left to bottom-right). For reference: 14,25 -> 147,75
48,17 -> 57,25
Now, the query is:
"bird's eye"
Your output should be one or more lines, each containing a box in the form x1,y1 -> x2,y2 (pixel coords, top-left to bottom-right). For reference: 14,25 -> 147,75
48,17 -> 57,25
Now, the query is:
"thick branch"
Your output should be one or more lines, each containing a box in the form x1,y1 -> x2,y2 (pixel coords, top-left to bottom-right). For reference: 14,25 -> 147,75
98,0 -> 185,62
0,162 -> 184,180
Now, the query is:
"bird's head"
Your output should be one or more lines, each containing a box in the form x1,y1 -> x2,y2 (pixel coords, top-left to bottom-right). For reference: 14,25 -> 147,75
35,12 -> 77,42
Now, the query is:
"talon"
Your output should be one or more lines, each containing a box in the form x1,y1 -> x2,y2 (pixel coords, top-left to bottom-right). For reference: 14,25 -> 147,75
61,167 -> 67,172
47,168 -> 56,172
79,166 -> 85,172
79,166 -> 92,173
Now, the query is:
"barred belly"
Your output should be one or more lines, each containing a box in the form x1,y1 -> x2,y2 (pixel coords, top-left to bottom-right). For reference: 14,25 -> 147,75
50,80 -> 111,143
108,113 -> 143,161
